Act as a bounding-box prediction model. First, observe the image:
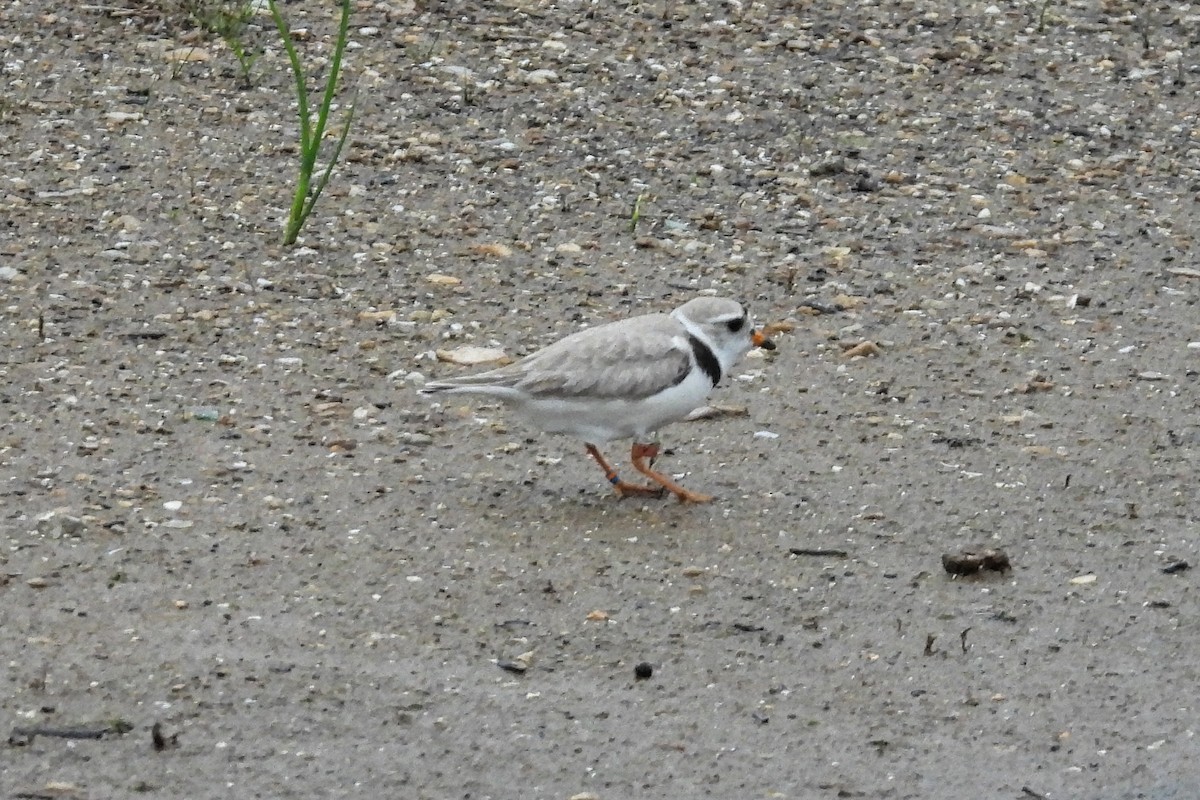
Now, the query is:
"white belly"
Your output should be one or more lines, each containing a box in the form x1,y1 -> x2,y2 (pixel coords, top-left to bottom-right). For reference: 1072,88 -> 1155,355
512,368 -> 714,443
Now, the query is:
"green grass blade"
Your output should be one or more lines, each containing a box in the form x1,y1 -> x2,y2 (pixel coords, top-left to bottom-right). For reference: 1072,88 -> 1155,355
302,93 -> 357,221
267,0 -> 312,150
312,0 -> 352,144
270,0 -> 354,244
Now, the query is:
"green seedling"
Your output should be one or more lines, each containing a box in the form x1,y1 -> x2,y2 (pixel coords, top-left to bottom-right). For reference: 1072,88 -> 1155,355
183,0 -> 260,86
268,0 -> 356,245
630,192 -> 647,234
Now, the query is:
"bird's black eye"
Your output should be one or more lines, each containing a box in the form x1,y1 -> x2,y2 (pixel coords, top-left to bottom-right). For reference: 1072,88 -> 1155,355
726,316 -> 746,333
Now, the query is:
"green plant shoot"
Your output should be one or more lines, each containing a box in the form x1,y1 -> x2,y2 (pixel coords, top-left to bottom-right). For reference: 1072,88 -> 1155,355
268,0 -> 356,245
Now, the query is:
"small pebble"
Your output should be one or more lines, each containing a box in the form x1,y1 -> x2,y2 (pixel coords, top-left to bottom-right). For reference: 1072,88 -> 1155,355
634,662 -> 653,680
524,68 -> 559,84
398,432 -> 434,446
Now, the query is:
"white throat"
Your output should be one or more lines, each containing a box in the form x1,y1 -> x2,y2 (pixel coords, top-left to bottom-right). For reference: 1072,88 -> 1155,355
672,311 -> 735,375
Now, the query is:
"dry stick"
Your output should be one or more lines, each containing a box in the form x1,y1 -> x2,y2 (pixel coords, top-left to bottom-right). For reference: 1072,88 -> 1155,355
10,726 -> 109,742
788,547 -> 849,558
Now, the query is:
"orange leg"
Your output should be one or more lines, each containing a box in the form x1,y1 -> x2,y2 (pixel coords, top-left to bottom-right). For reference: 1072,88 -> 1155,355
585,444 -> 665,498
629,442 -> 713,504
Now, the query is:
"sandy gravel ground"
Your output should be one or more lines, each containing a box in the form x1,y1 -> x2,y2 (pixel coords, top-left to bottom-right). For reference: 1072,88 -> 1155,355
2,1 -> 1199,798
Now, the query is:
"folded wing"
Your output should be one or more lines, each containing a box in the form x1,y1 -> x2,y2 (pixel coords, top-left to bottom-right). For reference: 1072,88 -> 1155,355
423,315 -> 691,401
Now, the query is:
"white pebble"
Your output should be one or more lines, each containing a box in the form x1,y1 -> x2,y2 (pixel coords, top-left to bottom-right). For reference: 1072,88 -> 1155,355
524,69 -> 559,84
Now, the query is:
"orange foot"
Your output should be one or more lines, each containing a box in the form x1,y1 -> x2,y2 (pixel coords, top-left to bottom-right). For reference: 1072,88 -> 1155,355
585,444 -> 666,499
629,442 -> 713,504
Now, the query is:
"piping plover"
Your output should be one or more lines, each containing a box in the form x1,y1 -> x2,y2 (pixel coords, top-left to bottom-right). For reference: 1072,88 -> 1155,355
419,296 -> 775,502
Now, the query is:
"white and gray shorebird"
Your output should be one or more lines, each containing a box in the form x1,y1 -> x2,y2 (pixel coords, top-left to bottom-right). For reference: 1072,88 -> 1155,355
419,296 -> 775,502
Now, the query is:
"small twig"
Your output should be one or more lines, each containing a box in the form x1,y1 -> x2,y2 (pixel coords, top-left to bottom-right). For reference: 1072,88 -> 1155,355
788,547 -> 849,558
9,726 -> 109,743
9,719 -> 131,746
118,330 -> 168,340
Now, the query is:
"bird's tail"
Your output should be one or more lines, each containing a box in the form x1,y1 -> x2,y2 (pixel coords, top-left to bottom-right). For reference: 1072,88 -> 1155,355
418,373 -> 518,397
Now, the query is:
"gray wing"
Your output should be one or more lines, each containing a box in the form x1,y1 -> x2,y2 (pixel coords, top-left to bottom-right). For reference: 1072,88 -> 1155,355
422,314 -> 691,400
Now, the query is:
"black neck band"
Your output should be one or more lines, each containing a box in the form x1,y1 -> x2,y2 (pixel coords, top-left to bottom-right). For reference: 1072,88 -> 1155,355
688,335 -> 722,386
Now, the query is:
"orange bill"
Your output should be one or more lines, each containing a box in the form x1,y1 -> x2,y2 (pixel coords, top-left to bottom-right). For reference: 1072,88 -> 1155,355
751,329 -> 776,350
